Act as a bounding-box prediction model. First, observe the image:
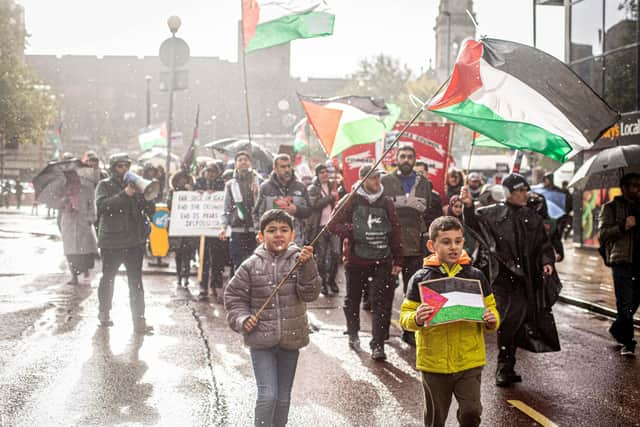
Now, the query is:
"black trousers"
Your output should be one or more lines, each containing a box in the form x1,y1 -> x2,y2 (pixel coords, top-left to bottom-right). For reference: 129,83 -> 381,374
400,256 -> 424,295
610,264 -> 640,347
98,245 -> 145,322
492,271 -> 528,369
344,261 -> 393,349
201,237 -> 228,291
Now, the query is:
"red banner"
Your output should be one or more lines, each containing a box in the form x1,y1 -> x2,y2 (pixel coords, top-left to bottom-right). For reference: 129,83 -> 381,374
341,143 -> 376,192
385,122 -> 453,197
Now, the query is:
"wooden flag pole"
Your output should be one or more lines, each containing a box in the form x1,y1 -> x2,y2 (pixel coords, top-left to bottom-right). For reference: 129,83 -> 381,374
254,79 -> 450,320
197,235 -> 206,283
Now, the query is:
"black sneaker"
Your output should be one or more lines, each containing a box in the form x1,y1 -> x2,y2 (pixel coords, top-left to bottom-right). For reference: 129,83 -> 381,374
362,300 -> 372,312
621,345 -> 636,357
371,347 -> 387,361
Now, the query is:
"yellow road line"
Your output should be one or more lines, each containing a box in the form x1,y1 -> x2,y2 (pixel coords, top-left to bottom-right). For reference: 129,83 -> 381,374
507,400 -> 559,427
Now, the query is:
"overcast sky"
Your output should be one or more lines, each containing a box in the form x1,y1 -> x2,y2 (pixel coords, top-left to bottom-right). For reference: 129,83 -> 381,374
15,0 -> 564,78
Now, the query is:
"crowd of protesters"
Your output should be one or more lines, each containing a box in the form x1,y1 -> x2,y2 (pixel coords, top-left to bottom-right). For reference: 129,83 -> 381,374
34,144 -> 596,427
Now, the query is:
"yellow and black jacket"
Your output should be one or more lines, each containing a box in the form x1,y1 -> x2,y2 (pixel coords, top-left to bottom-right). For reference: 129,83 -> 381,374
399,251 -> 500,374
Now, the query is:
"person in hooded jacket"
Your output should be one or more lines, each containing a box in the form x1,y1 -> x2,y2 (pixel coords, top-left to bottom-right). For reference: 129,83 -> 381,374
461,173 -> 555,387
95,153 -> 155,334
194,161 -> 228,302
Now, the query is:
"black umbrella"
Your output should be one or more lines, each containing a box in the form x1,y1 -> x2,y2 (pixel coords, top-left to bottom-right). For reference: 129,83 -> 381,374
568,144 -> 640,190
204,139 -> 273,174
33,159 -> 98,208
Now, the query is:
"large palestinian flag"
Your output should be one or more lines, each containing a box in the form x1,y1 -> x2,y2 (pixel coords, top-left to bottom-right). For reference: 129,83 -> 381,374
299,95 -> 400,157
419,277 -> 485,325
428,38 -> 619,162
242,0 -> 334,52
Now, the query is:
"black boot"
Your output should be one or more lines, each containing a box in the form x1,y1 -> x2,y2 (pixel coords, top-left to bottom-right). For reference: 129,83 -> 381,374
320,280 -> 329,296
348,332 -> 361,352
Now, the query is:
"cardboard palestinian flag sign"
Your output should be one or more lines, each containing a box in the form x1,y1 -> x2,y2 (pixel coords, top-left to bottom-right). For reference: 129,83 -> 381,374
299,94 -> 400,157
242,0 -> 335,52
428,38 -> 619,162
419,277 -> 485,325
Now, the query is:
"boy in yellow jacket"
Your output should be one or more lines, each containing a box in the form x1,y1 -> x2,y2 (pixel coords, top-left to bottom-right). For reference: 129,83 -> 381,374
400,216 -> 499,427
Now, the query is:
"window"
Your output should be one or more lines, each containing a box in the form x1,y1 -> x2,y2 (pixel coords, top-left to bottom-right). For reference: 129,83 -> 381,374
603,46 -> 639,111
571,0 -> 604,60
571,56 -> 604,95
605,0 -> 638,51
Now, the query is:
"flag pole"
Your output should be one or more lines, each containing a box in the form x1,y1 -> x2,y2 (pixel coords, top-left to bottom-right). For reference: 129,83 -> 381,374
254,78 -> 450,320
239,17 -> 253,143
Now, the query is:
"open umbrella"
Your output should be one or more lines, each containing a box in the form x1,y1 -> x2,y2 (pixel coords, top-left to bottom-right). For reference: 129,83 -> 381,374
138,148 -> 180,171
568,144 -> 640,190
204,139 -> 273,174
32,159 -> 98,208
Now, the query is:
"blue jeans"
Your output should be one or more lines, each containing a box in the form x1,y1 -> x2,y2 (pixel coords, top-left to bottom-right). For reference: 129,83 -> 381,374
610,264 -> 640,347
250,346 -> 300,427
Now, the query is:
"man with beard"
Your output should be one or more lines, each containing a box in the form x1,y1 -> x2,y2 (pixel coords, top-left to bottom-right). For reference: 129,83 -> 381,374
467,172 -> 484,201
461,173 -> 555,387
330,165 -> 402,361
382,145 -> 442,346
253,154 -> 311,247
599,173 -> 640,357
220,152 -> 262,273
95,153 -> 155,334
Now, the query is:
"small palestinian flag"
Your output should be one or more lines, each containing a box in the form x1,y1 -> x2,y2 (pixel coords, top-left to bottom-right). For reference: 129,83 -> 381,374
428,38 -> 619,162
299,94 -> 400,157
242,0 -> 334,53
419,277 -> 485,325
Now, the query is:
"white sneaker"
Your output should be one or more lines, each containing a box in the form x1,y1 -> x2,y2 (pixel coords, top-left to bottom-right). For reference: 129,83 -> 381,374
621,345 -> 635,357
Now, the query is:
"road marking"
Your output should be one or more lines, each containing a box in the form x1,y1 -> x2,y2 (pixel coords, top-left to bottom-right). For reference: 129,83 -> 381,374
507,400 -> 559,427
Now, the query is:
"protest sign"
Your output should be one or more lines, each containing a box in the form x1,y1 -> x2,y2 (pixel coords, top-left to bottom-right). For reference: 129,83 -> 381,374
168,191 -> 225,236
419,276 -> 485,325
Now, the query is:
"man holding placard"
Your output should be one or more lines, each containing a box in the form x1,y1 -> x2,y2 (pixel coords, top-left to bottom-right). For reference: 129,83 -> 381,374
400,216 -> 499,427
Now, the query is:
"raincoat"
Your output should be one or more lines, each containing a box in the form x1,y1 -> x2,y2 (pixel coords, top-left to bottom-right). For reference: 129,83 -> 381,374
463,202 -> 560,353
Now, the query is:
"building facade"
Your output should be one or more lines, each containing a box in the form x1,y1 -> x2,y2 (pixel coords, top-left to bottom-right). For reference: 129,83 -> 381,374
565,0 -> 639,246
434,0 -> 476,82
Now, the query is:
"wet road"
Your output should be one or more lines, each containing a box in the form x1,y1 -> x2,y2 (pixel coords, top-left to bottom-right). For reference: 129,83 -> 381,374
1,211 -> 639,426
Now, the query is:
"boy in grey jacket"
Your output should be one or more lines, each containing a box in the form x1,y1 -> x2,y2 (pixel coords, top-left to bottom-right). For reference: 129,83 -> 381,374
225,209 -> 321,427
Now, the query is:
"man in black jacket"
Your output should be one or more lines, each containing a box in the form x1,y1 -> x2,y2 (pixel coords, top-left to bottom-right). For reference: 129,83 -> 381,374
95,153 -> 155,334
599,172 -> 640,357
462,173 -> 556,387
253,154 -> 311,247
381,145 -> 442,345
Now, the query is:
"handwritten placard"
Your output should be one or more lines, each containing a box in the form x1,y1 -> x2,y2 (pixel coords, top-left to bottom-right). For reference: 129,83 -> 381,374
168,191 -> 225,236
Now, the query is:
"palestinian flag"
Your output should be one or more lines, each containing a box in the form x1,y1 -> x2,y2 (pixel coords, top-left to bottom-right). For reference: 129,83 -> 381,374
428,38 -> 619,162
242,0 -> 334,53
299,94 -> 400,157
419,277 -> 485,325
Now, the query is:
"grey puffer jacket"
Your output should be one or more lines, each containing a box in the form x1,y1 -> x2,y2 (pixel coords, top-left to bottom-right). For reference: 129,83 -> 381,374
224,243 -> 321,350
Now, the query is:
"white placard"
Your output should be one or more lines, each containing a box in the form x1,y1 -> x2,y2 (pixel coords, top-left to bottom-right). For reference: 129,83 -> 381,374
168,191 -> 225,236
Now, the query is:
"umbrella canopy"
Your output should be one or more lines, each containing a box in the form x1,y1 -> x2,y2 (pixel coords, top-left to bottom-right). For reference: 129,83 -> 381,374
204,139 -> 273,174
33,159 -> 99,208
568,144 -> 640,190
531,187 -> 567,219
138,148 -> 180,170
33,159 -> 85,195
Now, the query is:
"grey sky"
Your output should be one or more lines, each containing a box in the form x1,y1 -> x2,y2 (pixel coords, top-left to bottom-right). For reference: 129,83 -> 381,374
16,0 -> 564,78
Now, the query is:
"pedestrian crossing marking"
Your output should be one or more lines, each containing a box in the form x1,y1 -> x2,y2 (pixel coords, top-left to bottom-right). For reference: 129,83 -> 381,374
507,400 -> 558,427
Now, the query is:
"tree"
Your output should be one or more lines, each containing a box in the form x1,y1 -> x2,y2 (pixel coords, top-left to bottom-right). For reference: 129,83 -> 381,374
0,1 -> 55,147
339,53 -> 441,121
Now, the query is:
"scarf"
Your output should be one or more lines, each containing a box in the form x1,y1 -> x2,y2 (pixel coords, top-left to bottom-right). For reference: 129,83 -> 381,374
423,250 -> 472,277
356,184 -> 384,204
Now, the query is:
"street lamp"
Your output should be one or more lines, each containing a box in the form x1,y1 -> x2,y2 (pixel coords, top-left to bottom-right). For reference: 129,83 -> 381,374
164,15 -> 180,191
443,11 -> 452,74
